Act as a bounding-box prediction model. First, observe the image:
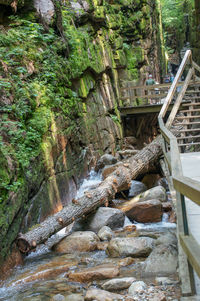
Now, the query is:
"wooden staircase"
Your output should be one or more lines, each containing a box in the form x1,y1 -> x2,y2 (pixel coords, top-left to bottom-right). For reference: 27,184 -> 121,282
171,82 -> 200,152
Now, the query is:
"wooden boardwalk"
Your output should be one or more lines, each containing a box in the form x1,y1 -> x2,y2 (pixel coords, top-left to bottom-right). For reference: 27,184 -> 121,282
181,152 -> 200,295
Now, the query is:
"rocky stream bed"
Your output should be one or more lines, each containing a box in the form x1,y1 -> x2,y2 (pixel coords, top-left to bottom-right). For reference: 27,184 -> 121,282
0,154 -> 181,301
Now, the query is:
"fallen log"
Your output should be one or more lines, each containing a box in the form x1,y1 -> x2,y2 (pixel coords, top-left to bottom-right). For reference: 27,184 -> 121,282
16,137 -> 162,254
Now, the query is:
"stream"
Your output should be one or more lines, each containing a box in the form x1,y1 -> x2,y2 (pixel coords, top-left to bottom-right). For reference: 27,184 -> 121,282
0,171 -> 180,301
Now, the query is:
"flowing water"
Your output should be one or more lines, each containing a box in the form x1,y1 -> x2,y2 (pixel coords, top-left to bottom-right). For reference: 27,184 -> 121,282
0,171 -> 179,301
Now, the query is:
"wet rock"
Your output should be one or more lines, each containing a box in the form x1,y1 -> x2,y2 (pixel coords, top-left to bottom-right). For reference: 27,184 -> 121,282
102,162 -> 123,179
128,180 -> 147,198
85,207 -> 125,232
118,257 -> 135,267
65,294 -> 84,301
116,186 -> 166,213
169,211 -> 176,223
98,226 -> 114,241
162,202 -> 172,212
155,277 -> 179,285
85,288 -> 124,301
107,237 -> 154,258
123,199 -> 163,223
142,174 -> 161,189
155,232 -> 177,248
97,241 -> 109,250
144,244 -> 178,275
124,136 -> 137,146
102,277 -> 136,291
151,292 -> 167,301
52,294 -> 65,301
128,281 -> 147,295
68,264 -> 119,282
52,231 -> 99,253
95,154 -> 117,172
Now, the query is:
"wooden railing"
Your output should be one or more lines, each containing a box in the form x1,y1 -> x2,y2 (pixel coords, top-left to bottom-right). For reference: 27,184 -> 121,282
158,50 -> 200,296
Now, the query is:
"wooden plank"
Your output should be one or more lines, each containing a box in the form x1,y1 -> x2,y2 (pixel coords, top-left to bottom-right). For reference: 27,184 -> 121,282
173,176 -> 200,206
179,129 -> 200,133
121,93 -> 166,101
176,192 -> 196,296
180,109 -> 200,113
179,233 -> 200,279
175,122 -> 200,126
166,68 -> 194,127
178,142 -> 200,147
182,103 -> 200,106
119,104 -> 174,115
192,61 -> 200,74
175,116 -> 200,120
120,80 -> 200,91
177,135 -> 200,140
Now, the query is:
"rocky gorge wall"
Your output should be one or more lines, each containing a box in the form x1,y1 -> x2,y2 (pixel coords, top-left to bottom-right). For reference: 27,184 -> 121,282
0,0 -> 164,268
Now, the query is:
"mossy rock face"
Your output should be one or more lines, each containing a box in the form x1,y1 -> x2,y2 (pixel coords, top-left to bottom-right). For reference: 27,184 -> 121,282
0,0 -> 164,267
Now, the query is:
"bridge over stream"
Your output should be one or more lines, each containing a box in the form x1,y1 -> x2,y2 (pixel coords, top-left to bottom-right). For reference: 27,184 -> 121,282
119,50 -> 200,299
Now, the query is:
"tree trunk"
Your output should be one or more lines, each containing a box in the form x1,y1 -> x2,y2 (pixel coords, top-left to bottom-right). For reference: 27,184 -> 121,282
16,137 -> 162,254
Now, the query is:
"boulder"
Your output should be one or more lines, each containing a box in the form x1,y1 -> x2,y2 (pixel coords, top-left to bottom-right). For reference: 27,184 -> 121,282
123,199 -> 163,223
106,237 -> 154,258
68,264 -> 119,282
128,180 -> 147,198
116,186 -> 166,213
162,202 -> 172,212
128,281 -> 147,295
85,207 -> 125,232
85,288 -> 124,301
102,277 -> 136,291
118,257 -> 135,267
142,174 -> 161,189
155,232 -> 177,248
65,294 -> 84,301
155,277 -> 179,285
144,245 -> 178,275
52,231 -> 99,253
52,295 -> 65,301
95,154 -> 117,172
98,226 -> 114,241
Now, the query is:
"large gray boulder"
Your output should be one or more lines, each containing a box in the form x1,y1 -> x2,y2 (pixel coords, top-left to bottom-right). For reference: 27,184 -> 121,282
85,207 -> 125,233
144,244 -> 178,275
128,180 -> 147,198
107,237 -> 154,258
52,231 -> 99,253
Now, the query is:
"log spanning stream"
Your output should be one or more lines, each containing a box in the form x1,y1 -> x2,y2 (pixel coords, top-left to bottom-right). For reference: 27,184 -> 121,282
0,170 -> 180,301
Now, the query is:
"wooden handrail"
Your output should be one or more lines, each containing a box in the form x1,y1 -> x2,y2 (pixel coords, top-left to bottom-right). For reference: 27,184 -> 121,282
159,50 -> 192,120
158,50 -> 200,283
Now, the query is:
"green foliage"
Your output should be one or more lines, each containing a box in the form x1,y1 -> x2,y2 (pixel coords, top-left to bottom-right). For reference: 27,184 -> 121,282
160,0 -> 194,30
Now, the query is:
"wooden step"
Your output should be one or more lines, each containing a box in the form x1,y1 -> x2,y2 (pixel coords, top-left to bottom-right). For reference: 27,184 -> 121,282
182,102 -> 200,107
179,128 -> 200,133
178,142 -> 200,147
174,121 -> 200,126
177,135 -> 200,140
179,109 -> 200,113
175,115 -> 200,120
185,90 -> 200,93
184,96 -> 200,100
